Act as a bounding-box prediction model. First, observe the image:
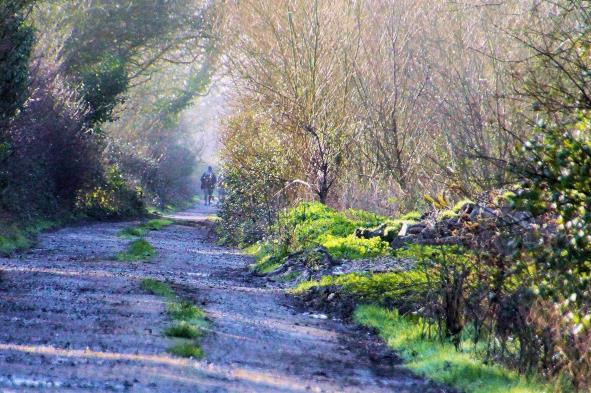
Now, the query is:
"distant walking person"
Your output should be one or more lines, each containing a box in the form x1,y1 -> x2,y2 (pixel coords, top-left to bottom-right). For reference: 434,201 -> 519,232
200,166 -> 217,206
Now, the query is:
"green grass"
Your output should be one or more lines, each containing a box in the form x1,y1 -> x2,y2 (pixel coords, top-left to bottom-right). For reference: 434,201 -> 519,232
167,341 -> 204,359
140,279 -> 176,299
140,278 -> 208,359
354,305 -> 550,393
167,301 -> 206,322
119,219 -> 173,238
246,202 -> 426,272
0,229 -> 31,255
0,219 -> 61,255
119,226 -> 148,237
292,270 -> 427,305
453,198 -> 475,213
319,234 -> 392,260
279,270 -> 300,282
245,242 -> 286,273
116,239 -> 156,261
147,195 -> 201,215
164,322 -> 202,339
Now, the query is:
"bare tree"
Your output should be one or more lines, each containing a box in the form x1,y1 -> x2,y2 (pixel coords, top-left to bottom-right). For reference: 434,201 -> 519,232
221,0 -> 362,203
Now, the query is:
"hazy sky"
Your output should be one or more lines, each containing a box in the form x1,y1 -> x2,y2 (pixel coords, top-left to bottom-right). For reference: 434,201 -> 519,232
180,76 -> 230,167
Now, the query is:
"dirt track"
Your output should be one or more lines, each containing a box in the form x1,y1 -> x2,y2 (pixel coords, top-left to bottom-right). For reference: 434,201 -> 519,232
0,205 -> 447,392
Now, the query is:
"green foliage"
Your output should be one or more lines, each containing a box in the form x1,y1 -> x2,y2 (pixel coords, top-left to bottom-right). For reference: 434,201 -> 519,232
140,279 -> 175,299
167,302 -> 206,322
0,1 -> 35,126
280,202 -> 388,252
164,322 -> 202,339
167,341 -> 204,359
514,115 -> 591,305
355,305 -> 549,393
76,166 -> 145,219
319,234 -> 391,260
293,270 -> 427,306
116,239 -> 155,261
79,54 -> 128,126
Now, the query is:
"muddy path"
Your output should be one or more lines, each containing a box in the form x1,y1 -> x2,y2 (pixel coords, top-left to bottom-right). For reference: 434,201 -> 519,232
0,205 -> 447,392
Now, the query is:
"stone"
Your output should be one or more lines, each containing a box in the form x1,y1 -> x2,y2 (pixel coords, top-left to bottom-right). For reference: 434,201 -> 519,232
398,223 -> 408,236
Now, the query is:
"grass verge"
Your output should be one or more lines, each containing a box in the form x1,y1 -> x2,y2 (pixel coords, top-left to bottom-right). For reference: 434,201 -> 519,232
0,219 -> 62,255
116,239 -> 156,261
354,305 -> 550,393
139,278 -> 207,359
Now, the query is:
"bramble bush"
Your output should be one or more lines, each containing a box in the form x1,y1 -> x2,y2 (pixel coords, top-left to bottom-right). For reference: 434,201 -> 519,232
76,166 -> 145,219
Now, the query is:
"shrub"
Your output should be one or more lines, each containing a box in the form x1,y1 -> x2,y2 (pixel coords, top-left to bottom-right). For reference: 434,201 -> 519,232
0,58 -> 103,217
76,166 -> 145,219
0,1 -> 34,127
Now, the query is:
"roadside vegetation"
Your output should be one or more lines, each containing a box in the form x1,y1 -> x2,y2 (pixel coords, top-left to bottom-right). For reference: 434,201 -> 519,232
355,306 -> 547,393
0,219 -> 60,255
217,1 -> 591,391
0,0 -> 214,253
244,202 -> 560,392
140,279 -> 207,359
245,202 -> 417,273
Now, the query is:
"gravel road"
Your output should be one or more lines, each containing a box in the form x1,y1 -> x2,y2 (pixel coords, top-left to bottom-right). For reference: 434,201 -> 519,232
0,205 -> 448,392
